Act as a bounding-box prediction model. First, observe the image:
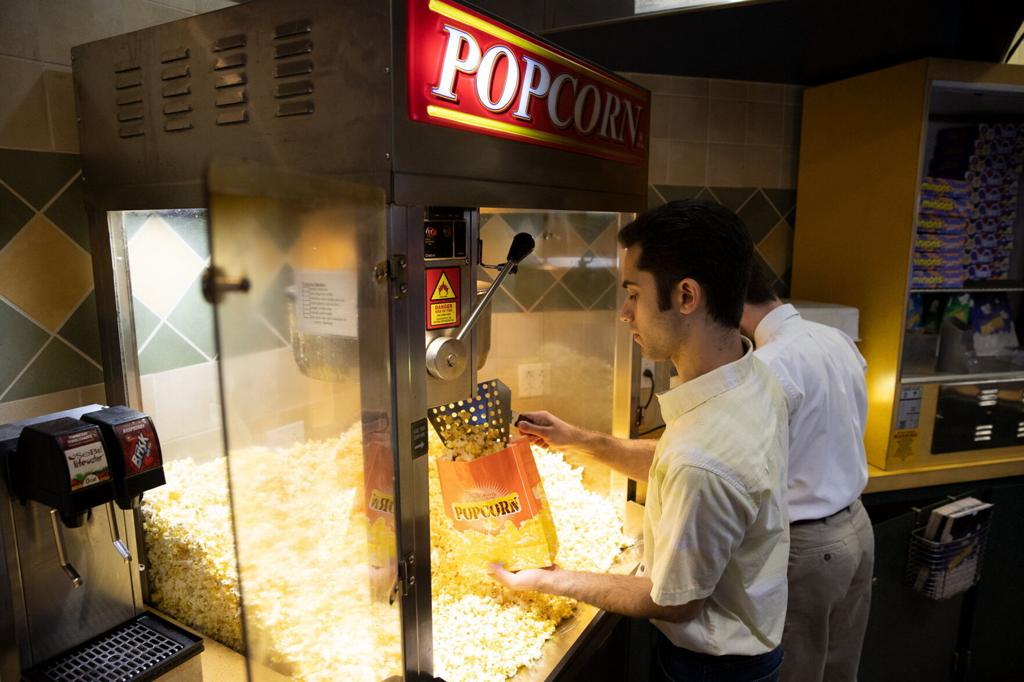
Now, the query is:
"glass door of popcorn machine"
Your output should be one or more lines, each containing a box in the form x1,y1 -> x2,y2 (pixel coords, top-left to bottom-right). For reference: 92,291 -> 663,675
204,160 -> 403,681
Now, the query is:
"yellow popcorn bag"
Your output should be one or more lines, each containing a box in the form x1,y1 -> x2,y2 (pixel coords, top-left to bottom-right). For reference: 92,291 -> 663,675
436,437 -> 558,571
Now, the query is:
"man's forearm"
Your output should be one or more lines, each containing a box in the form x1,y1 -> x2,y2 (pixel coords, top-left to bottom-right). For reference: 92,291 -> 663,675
573,430 -> 656,481
537,569 -> 700,623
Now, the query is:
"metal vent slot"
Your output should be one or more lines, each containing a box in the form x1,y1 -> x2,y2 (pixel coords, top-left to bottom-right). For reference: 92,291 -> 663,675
215,72 -> 246,88
213,53 -> 247,70
115,72 -> 142,89
274,19 -> 311,39
276,80 -> 313,98
116,106 -> 144,123
118,124 -> 145,139
277,100 -> 314,117
160,47 -> 189,63
974,424 -> 994,442
216,109 -> 248,125
978,388 -> 999,408
163,101 -> 192,115
216,89 -> 247,107
274,60 -> 313,78
274,39 -> 312,59
162,82 -> 191,98
116,92 -> 143,106
213,34 -> 247,52
113,60 -> 139,73
164,118 -> 193,132
160,64 -> 189,81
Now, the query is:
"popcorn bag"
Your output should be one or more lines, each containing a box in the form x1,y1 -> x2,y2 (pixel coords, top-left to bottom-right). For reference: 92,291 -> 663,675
436,437 -> 558,571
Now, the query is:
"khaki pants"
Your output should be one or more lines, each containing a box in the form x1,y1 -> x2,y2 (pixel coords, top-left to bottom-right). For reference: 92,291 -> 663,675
780,499 -> 874,682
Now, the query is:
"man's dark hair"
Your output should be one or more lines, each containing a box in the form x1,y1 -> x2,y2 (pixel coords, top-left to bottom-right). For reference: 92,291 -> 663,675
746,259 -> 781,305
618,200 -> 753,328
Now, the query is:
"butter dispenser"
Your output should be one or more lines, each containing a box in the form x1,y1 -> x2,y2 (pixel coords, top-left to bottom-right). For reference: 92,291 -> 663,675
82,406 -> 165,510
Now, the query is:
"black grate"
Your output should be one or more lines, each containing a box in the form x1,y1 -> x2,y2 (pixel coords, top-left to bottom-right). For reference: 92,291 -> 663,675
25,613 -> 203,682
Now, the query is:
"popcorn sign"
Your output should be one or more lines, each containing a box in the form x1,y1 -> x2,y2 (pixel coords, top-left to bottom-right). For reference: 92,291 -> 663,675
407,0 -> 649,164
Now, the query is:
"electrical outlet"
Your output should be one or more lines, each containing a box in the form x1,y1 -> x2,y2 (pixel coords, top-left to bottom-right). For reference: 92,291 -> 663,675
518,362 -> 549,398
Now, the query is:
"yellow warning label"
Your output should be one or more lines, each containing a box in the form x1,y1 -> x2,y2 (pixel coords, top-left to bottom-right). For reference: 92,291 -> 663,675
431,272 -> 457,301
430,301 -> 457,326
892,430 -> 918,461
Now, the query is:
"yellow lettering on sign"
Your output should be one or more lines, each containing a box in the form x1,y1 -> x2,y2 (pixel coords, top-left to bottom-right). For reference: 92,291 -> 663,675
430,302 -> 457,326
431,272 -> 457,301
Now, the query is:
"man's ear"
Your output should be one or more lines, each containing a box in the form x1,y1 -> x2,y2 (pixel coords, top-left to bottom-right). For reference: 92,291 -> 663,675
676,278 -> 702,315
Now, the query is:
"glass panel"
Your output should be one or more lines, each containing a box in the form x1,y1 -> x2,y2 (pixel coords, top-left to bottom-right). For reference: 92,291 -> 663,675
208,161 -> 400,681
428,208 -> 636,682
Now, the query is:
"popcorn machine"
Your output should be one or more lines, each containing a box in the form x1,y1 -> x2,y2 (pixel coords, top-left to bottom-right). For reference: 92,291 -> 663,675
71,0 -> 649,679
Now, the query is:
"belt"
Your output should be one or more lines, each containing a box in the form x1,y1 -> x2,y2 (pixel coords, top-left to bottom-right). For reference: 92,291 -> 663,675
791,502 -> 853,527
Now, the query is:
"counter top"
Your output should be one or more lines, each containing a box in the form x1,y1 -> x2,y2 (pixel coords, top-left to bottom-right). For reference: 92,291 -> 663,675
866,457 -> 1024,493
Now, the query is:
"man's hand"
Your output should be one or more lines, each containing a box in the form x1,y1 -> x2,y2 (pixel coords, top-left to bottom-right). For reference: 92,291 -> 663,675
516,411 -> 582,450
488,563 -> 557,592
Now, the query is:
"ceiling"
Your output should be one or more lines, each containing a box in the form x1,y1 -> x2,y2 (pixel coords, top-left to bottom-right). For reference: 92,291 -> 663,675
470,0 -> 1024,85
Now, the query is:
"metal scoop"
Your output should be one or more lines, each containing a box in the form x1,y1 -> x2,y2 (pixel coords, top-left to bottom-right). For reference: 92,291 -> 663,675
427,379 -> 513,453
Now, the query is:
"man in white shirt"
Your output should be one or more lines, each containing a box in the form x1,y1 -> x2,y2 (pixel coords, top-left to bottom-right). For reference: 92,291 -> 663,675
490,200 -> 791,681
739,264 -> 874,682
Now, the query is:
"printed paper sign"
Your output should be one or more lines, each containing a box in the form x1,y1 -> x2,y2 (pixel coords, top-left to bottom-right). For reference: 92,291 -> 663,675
295,269 -> 358,337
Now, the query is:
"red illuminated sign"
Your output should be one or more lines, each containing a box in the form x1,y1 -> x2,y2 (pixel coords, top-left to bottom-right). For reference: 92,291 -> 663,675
407,0 -> 650,164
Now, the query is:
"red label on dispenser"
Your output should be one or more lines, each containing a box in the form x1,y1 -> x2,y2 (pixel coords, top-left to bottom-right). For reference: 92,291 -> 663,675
426,266 -> 461,330
113,418 -> 162,475
58,428 -> 110,491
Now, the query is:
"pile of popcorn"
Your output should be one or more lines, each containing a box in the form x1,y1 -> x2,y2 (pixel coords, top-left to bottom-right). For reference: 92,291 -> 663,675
141,426 -> 627,682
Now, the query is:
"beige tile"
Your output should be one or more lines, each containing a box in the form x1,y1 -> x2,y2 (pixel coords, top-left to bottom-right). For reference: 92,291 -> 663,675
745,102 -> 784,146
128,214 -> 205,318
0,56 -> 51,151
757,219 -> 794,276
0,387 -> 81,424
44,69 -> 79,153
0,214 -> 93,330
670,96 -> 708,143
666,141 -> 707,186
744,145 -> 781,187
36,0 -> 125,66
709,78 -> 747,100
780,149 -> 800,189
706,143 -> 746,186
635,73 -> 676,95
120,0 -> 191,33
648,137 -> 670,185
0,0 -> 41,61
650,94 -> 672,138
708,98 -> 745,144
670,76 -> 709,98
782,85 -> 804,106
783,105 -> 802,148
77,382 -> 107,406
747,82 -> 783,103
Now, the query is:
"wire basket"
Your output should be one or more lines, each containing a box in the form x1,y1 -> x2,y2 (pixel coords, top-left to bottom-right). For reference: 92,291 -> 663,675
905,522 -> 991,601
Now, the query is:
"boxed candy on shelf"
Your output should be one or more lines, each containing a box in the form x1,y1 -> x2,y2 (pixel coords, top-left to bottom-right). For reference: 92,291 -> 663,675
920,195 -> 972,216
921,177 -> 971,196
916,232 -> 965,253
918,212 -> 969,234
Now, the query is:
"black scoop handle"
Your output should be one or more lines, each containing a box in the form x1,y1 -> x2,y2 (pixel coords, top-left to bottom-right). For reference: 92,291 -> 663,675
506,232 -> 535,265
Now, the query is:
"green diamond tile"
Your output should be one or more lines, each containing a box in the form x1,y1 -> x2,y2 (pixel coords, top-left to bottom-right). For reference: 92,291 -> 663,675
737,190 -> 781,243
4,338 -> 103,401
654,185 -> 704,203
694,188 -> 716,203
1,183 -> 35,250
560,256 -> 617,308
259,264 -> 294,341
58,291 -> 102,365
124,211 -> 151,241
499,255 -> 556,310
708,187 -> 757,212
45,176 -> 90,252
0,299 -> 50,395
753,250 -> 776,283
218,302 -> 287,356
491,286 -> 524,313
648,186 -> 666,209
0,150 -> 79,210
132,296 -> 161,349
763,189 -> 797,217
138,324 -> 208,375
785,208 -> 796,230
591,285 -> 619,311
165,208 -> 209,259
532,281 -> 583,311
570,213 -> 618,246
167,276 -> 216,358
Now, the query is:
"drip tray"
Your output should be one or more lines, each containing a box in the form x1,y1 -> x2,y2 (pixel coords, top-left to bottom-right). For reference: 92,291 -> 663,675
24,612 -> 204,682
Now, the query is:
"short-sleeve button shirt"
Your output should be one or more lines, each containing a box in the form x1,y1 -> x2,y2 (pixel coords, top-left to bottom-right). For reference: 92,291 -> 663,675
640,340 -> 790,655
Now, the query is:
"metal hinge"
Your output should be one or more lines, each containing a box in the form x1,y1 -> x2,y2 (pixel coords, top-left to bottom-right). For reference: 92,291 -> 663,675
398,553 -> 415,596
374,254 -> 408,299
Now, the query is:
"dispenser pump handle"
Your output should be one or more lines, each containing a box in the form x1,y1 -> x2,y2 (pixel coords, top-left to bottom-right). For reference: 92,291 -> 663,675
506,232 -> 535,265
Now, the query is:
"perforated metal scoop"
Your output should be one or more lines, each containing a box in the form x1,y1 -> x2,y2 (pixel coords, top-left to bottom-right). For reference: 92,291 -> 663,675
428,379 -> 513,454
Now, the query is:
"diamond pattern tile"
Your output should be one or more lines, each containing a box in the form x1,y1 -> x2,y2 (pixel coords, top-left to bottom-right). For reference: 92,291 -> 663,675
561,254 -> 617,308
163,208 -> 209,258
480,214 -> 516,265
0,299 -> 49,396
259,264 -> 294,341
592,284 -> 619,311
138,324 -> 207,375
0,215 -> 93,331
0,150 -> 79,210
533,281 -> 583,311
532,216 -> 590,264
491,286 -> 524,313
4,337 -> 102,402
0,182 -> 34,250
124,211 -> 151,242
648,186 -> 666,209
589,223 -> 621,262
133,296 -> 160,349
44,174 -> 89,252
708,187 -> 757,212
128,214 -> 206,319
503,212 -> 547,238
167,276 -> 216,358
501,254 -> 556,310
757,219 -> 794,280
570,213 -> 618,246
654,185 -> 704,203
58,291 -> 102,365
763,189 -> 797,217
736,190 -> 781,243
